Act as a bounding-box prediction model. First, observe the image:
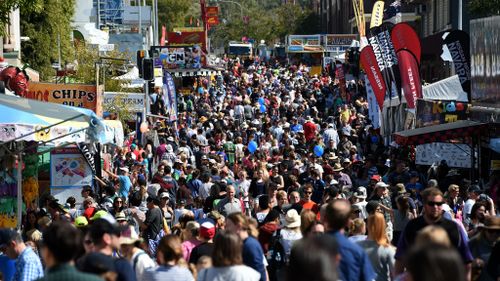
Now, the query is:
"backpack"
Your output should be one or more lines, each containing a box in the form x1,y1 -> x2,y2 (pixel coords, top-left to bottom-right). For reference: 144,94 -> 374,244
267,229 -> 286,281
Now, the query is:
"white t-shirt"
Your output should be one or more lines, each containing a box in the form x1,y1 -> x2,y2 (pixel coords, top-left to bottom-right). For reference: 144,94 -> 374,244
463,198 -> 475,216
198,265 -> 260,281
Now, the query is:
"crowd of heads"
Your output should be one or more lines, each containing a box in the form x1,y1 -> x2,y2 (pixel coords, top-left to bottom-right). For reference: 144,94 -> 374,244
1,58 -> 499,281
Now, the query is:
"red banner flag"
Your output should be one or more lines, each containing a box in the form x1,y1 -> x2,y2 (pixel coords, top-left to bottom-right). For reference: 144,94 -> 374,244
397,49 -> 422,109
391,23 -> 421,64
160,25 -> 166,46
361,45 -> 387,110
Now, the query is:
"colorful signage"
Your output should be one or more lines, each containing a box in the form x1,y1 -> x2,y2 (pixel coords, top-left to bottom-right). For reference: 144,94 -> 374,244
50,147 -> 93,188
23,82 -> 101,115
286,35 -> 323,53
416,99 -> 470,128
153,46 -> 204,69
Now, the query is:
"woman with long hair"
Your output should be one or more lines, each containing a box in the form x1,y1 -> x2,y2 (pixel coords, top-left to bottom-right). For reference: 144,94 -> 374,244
392,196 -> 415,245
357,212 -> 395,281
226,212 -> 266,281
197,231 -> 260,281
143,235 -> 194,281
466,202 -> 487,237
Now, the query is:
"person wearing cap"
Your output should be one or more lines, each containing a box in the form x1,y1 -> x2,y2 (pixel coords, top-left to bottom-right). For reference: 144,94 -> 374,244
323,123 -> 339,150
104,167 -> 132,203
464,185 -> 482,221
352,186 -> 368,219
0,228 -> 44,281
188,220 -> 216,265
87,217 -> 137,281
370,181 -> 394,241
394,188 -> 473,277
119,226 -> 156,281
38,221 -> 103,281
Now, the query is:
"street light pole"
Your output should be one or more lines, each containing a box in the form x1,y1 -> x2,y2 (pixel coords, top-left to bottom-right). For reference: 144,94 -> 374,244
217,0 -> 244,19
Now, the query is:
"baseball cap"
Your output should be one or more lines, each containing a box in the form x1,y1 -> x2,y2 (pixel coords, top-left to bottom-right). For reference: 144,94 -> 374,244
75,216 -> 89,228
159,192 -> 170,199
199,221 -> 216,239
89,218 -> 124,237
0,229 -> 18,248
409,171 -> 419,178
370,175 -> 382,182
119,167 -> 129,173
375,182 -> 389,189
90,210 -> 110,221
78,252 -> 116,275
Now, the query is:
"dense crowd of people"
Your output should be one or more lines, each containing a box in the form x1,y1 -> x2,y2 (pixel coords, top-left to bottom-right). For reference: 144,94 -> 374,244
1,58 -> 499,281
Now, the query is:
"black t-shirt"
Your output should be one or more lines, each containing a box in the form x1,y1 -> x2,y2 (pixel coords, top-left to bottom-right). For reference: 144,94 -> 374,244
402,216 -> 460,251
144,207 -> 163,239
189,242 -> 214,264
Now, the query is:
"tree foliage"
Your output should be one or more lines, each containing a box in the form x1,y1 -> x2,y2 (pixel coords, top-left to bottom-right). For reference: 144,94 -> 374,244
468,0 -> 500,18
20,0 -> 75,80
210,1 -> 319,49
0,0 -> 43,36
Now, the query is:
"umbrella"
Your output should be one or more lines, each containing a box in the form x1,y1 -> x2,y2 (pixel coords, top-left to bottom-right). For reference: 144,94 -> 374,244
0,94 -> 110,146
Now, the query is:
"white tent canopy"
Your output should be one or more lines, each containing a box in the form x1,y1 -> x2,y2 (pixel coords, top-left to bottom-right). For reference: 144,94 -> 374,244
422,75 -> 469,102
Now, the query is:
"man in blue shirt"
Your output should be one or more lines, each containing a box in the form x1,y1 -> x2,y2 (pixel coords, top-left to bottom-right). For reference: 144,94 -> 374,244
322,200 -> 376,281
0,229 -> 44,281
105,167 -> 132,201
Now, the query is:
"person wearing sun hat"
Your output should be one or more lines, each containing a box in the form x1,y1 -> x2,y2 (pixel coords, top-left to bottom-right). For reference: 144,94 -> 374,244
279,209 -> 303,263
119,225 -> 156,281
332,162 -> 352,190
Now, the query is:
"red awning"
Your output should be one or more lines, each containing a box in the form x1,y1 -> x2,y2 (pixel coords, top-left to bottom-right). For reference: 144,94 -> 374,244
393,120 -> 489,146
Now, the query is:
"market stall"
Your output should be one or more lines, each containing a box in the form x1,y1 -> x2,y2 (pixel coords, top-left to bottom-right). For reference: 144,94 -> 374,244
0,94 -> 110,228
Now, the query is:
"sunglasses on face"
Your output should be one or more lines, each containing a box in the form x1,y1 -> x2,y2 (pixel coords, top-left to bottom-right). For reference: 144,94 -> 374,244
427,201 -> 444,207
305,191 -> 313,194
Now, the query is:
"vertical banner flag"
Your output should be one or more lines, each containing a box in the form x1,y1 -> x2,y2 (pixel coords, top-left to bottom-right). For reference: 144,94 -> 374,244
365,76 -> 381,129
160,26 -> 166,46
397,49 -> 422,109
391,23 -> 421,64
360,45 -> 387,109
335,62 -> 347,96
162,72 -> 178,122
443,30 -> 471,97
369,26 -> 402,101
370,1 -> 385,28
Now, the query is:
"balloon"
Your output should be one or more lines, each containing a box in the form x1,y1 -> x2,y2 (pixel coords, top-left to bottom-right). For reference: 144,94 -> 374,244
371,135 -> 379,143
313,145 -> 324,157
198,87 -> 204,94
260,104 -> 267,113
248,141 -> 258,154
140,122 -> 149,133
258,97 -> 265,105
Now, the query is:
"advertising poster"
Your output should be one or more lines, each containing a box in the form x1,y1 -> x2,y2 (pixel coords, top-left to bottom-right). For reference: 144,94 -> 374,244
415,99 -> 469,128
287,35 -> 323,53
470,16 -> 500,108
103,92 -> 145,112
162,72 -> 178,122
23,83 -> 101,115
153,46 -> 204,69
324,34 -> 357,54
51,147 -> 93,188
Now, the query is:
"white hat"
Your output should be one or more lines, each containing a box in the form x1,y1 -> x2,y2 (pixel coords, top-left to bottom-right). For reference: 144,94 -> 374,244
285,209 -> 301,228
375,182 -> 389,189
354,186 -> 367,199
119,226 -> 142,245
167,136 -> 174,142
159,192 -> 170,199
119,167 -> 129,173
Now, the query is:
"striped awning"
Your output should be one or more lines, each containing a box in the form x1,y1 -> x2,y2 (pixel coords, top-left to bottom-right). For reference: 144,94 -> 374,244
168,68 -> 222,78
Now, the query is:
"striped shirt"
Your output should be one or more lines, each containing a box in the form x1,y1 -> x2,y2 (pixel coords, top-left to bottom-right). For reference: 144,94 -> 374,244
142,265 -> 194,281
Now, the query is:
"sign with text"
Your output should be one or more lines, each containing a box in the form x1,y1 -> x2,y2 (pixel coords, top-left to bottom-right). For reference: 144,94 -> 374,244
416,142 -> 472,168
152,45 -> 205,69
103,92 -> 144,112
287,35 -> 324,53
23,82 -> 101,115
415,99 -> 470,128
206,6 -> 219,25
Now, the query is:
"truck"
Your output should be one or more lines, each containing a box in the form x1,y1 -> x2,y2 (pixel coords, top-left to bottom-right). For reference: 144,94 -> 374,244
227,41 -> 253,59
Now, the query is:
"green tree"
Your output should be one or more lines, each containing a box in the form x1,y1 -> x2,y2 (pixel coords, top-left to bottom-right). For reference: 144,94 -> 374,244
20,0 -> 75,80
0,0 -> 42,36
155,0 -> 193,32
469,0 -> 500,18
